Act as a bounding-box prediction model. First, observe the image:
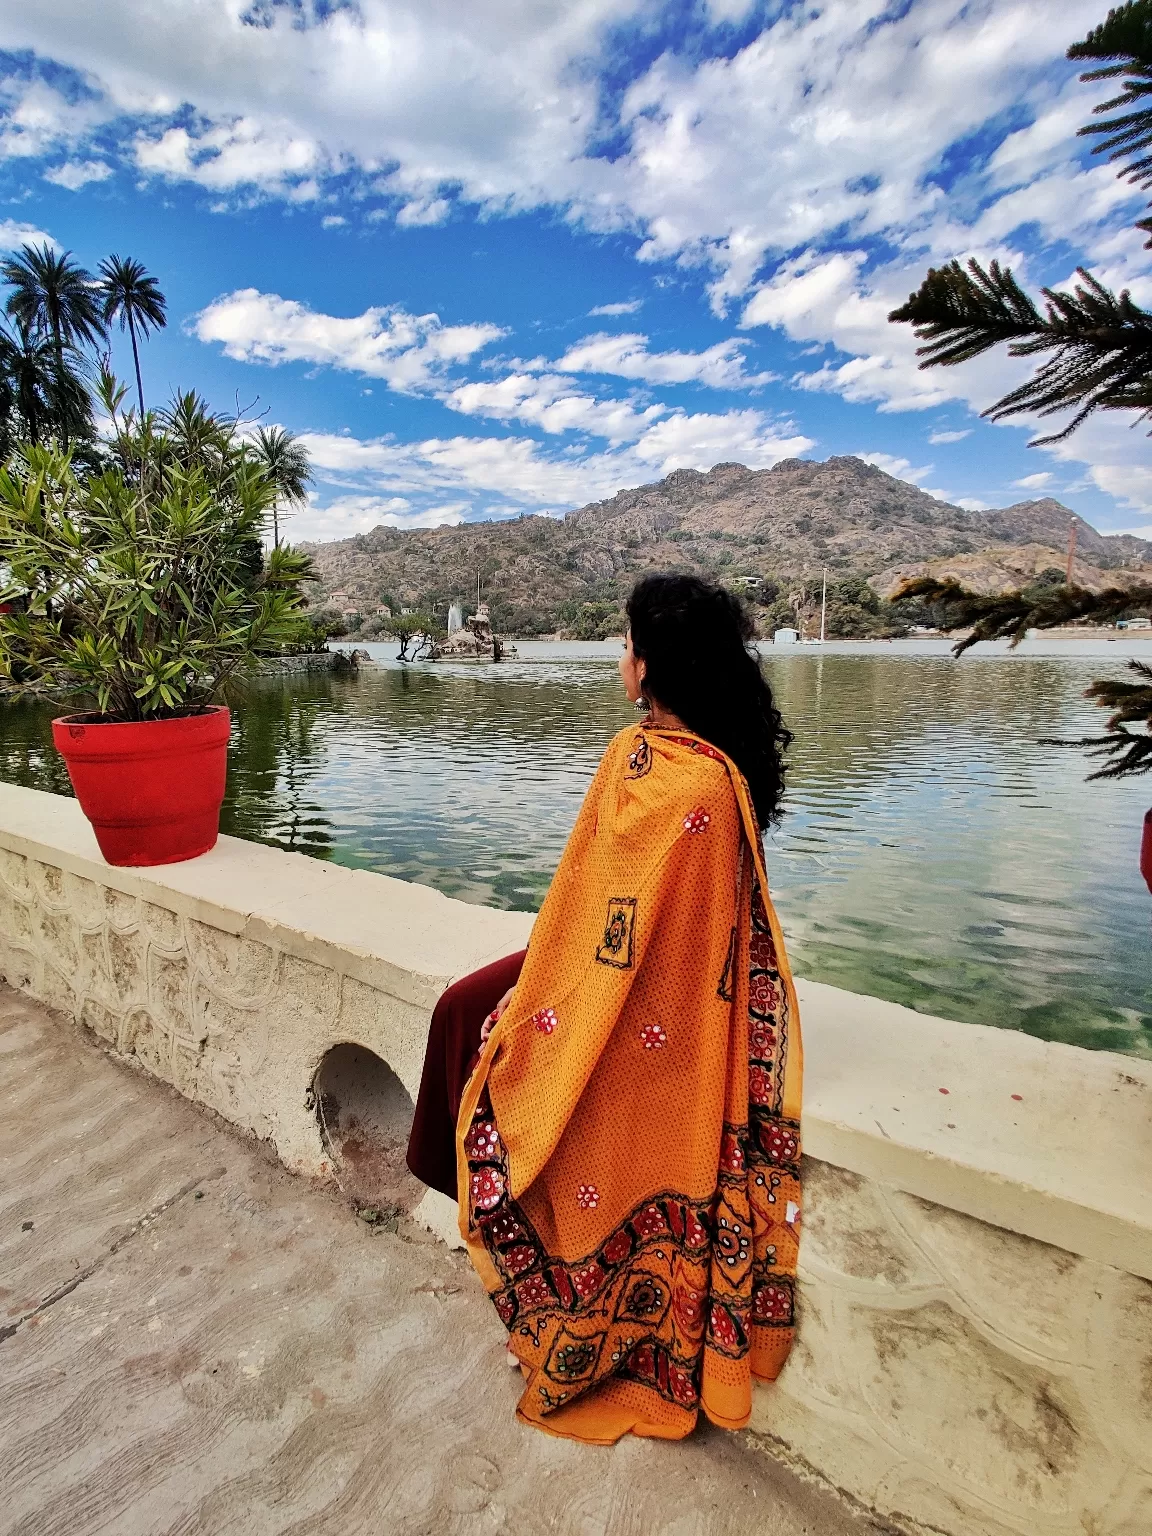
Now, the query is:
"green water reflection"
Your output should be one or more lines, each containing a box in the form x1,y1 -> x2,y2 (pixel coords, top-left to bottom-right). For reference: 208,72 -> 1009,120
2,645 -> 1149,1056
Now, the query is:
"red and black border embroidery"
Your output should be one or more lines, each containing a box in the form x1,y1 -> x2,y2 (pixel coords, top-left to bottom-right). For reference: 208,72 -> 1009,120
662,733 -> 727,765
743,870 -> 800,1331
464,1098 -> 717,1411
467,1100 -> 711,1325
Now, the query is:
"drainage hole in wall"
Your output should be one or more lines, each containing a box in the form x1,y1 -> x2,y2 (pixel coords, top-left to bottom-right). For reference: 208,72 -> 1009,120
312,1043 -> 422,1213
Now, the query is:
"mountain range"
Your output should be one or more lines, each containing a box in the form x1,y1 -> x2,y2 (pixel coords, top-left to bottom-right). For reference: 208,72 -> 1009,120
303,455 -> 1152,635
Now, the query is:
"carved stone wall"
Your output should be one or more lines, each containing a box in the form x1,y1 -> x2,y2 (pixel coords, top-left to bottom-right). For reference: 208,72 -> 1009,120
756,1160 -> 1152,1536
0,844 -> 438,1174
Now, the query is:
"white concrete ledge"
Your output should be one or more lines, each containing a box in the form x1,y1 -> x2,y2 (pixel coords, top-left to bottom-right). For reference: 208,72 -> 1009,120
1,782 -> 1148,1279
0,781 -> 531,1011
797,978 -> 1152,1283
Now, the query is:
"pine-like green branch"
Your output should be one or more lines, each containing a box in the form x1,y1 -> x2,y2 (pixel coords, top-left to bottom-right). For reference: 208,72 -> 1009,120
889,4 -> 1152,441
889,261 -> 1152,443
1068,2 -> 1152,241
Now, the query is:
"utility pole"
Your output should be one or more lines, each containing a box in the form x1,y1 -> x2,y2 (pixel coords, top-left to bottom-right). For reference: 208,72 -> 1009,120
819,568 -> 827,644
1065,516 -> 1078,585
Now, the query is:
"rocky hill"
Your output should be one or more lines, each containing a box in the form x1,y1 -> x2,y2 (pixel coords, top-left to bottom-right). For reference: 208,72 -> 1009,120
872,544 -> 1152,600
303,455 -> 1152,635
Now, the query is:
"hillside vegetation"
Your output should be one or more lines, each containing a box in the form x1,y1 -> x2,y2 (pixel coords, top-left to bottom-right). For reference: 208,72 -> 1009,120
304,455 -> 1152,638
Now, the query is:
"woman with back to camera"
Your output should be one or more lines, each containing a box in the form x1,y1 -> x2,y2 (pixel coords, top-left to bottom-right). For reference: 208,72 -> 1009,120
406,571 -> 802,1444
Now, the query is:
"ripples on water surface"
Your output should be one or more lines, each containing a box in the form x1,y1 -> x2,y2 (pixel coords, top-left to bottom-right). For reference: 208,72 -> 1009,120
2,641 -> 1149,1056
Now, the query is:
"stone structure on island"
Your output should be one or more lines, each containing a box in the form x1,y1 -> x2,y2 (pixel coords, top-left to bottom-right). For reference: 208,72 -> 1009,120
436,602 -> 513,660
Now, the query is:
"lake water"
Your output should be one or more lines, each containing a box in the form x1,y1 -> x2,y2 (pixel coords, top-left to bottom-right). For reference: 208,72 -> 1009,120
2,640 -> 1150,1057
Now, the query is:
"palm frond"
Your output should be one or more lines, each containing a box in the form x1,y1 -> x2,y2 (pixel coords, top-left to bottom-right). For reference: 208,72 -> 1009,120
98,255 -> 168,336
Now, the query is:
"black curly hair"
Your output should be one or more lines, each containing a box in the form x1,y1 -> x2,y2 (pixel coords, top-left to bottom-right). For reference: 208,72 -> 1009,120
625,572 -> 792,825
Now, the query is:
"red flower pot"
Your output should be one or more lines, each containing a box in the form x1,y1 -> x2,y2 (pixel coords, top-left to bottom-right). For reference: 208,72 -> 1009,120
1142,808 -> 1152,896
52,706 -> 231,867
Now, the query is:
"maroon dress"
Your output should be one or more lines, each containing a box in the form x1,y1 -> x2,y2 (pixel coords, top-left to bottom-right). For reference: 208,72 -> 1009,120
405,949 -> 527,1199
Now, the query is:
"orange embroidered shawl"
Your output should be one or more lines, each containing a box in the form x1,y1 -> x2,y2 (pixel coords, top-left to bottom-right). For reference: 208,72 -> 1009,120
456,724 -> 802,1444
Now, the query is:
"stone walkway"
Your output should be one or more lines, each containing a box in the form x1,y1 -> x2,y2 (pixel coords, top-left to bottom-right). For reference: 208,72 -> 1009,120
0,987 -> 873,1536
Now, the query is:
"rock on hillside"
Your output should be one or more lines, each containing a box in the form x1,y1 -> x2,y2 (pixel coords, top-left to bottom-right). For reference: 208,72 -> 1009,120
979,498 -> 1151,566
872,544 -> 1152,601
303,456 -> 1152,631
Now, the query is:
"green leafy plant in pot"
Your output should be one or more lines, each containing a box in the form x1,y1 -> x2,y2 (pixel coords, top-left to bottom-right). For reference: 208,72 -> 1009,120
0,377 -> 313,866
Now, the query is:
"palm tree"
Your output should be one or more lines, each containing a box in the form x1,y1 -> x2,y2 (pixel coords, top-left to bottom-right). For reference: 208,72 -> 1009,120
98,255 -> 167,416
251,425 -> 312,546
0,321 -> 55,448
0,318 -> 92,453
1,244 -> 104,448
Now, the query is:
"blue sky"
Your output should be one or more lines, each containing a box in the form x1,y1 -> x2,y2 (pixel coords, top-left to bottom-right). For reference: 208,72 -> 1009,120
2,0 -> 1151,542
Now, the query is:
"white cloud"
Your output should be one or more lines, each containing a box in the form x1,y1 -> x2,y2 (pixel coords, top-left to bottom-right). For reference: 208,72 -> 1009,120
628,411 -> 810,476
987,88 -> 1086,190
741,252 -> 868,333
395,197 -> 451,227
553,330 -> 772,388
302,428 -> 616,508
702,0 -> 758,20
43,158 -> 112,189
0,216 -> 54,251
443,371 -> 666,445
10,0 -> 1149,524
299,494 -> 465,539
612,0 -> 1102,306
929,429 -> 971,445
299,407 -> 812,528
856,452 -> 932,486
0,0 -> 1101,280
441,367 -> 810,470
1068,459 -> 1152,514
0,77 -> 102,162
193,289 -> 505,392
1012,471 -> 1054,490
588,300 -> 643,316
1041,417 -> 1152,516
135,119 -> 325,195
321,214 -> 346,228
0,0 -> 629,209
954,497 -> 991,512
1111,523 -> 1152,540
739,241 -> 1152,523
740,250 -> 965,412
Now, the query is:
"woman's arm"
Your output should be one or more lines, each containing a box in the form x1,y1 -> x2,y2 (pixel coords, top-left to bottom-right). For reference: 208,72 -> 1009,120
480,983 -> 516,1042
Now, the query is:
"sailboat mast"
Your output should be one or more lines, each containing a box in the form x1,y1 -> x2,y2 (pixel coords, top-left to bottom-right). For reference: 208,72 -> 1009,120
819,568 -> 827,644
